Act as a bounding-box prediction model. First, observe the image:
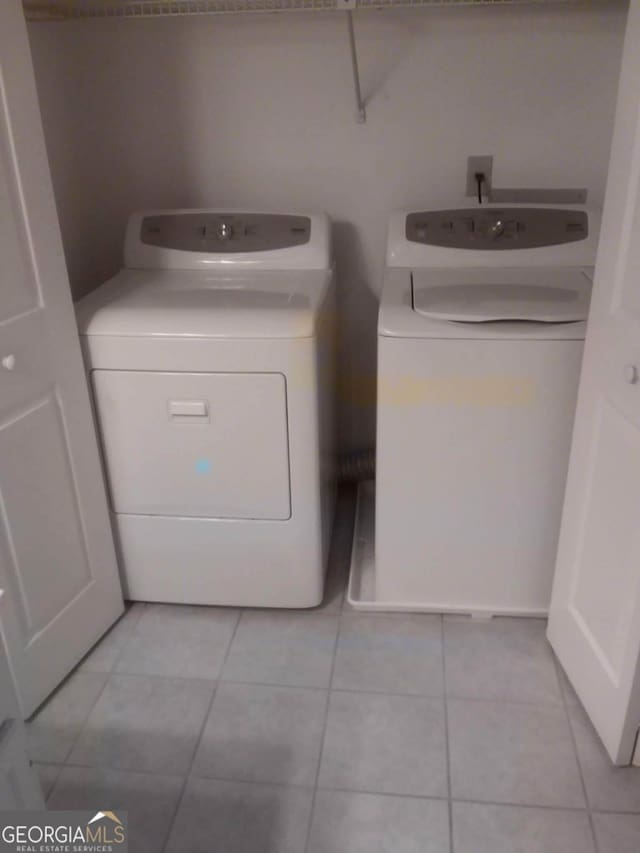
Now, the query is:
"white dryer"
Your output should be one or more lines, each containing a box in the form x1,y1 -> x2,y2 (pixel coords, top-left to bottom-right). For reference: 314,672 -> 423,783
350,205 -> 600,616
77,210 -> 335,608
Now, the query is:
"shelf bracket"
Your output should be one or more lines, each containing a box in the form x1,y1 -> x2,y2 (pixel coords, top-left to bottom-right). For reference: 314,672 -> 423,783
340,3 -> 366,124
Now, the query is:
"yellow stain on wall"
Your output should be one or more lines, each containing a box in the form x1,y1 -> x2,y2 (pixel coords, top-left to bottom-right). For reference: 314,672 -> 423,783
378,375 -> 536,407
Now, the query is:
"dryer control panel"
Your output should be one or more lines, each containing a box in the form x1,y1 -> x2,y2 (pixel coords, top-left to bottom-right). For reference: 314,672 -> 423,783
140,212 -> 311,253
125,209 -> 329,270
406,208 -> 588,250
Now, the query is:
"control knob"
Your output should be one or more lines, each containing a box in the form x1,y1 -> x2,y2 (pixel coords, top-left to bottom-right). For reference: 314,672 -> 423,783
487,219 -> 506,240
217,221 -> 234,241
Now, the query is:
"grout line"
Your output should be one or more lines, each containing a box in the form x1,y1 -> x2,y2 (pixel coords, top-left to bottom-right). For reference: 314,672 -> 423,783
552,652 -> 600,853
590,807 -> 640,816
47,751 -> 606,815
159,610 -> 241,853
81,669 -> 563,706
238,609 -> 340,622
441,616 -> 455,853
215,677 -> 331,692
106,602 -> 148,672
310,787 -> 598,812
315,785 -> 450,802
225,684 -> 444,700
447,796 -> 592,813
303,596 -> 342,853
187,768 -> 318,789
52,757 -> 185,780
158,690 -> 217,853
37,763 -> 64,805
85,670 -> 219,687
55,672 -> 112,766
443,692 -> 566,709
63,671 -> 437,693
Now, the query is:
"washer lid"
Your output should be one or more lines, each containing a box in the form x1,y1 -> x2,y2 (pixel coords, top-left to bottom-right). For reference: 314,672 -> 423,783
412,268 -> 591,323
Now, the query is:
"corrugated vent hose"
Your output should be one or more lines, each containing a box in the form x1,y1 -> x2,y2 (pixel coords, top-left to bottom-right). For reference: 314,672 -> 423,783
337,449 -> 375,483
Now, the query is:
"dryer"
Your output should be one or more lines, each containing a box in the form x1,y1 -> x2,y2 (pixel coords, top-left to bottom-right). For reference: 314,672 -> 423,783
77,210 -> 335,608
350,204 -> 600,616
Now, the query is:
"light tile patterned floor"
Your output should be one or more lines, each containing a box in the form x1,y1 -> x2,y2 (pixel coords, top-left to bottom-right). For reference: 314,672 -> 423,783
27,487 -> 640,852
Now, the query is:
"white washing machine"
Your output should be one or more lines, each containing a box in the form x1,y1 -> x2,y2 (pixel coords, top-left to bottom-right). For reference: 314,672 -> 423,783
349,204 -> 600,616
77,210 -> 336,608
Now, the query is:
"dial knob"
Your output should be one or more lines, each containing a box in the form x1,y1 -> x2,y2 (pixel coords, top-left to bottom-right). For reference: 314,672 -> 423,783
217,222 -> 234,241
624,364 -> 639,385
488,219 -> 505,239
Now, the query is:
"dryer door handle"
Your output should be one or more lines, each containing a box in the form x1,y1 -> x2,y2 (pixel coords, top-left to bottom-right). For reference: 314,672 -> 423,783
168,400 -> 209,419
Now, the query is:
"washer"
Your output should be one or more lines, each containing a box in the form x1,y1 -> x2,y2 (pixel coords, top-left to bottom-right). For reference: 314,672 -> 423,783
350,204 -> 600,616
77,209 -> 336,608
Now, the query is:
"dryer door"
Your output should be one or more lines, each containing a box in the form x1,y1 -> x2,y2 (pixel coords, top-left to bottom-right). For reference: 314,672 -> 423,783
92,370 -> 291,520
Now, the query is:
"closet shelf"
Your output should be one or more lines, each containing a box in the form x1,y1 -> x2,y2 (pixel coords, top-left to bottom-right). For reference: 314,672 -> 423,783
23,0 -> 599,124
23,0 -> 597,21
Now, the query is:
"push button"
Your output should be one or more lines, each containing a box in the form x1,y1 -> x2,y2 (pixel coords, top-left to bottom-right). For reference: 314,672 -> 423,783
454,217 -> 475,235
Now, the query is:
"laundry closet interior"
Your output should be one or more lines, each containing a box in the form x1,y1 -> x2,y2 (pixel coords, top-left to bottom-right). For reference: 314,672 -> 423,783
2,0 -> 640,850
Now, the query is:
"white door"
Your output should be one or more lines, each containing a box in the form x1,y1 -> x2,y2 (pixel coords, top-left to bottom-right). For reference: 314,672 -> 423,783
0,1 -> 123,718
547,0 -> 640,765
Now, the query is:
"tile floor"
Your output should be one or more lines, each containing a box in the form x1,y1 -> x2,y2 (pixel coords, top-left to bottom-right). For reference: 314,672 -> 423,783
26,487 -> 640,852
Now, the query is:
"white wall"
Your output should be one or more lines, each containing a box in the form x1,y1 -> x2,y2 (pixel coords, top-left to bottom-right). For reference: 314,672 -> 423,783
27,4 -> 627,450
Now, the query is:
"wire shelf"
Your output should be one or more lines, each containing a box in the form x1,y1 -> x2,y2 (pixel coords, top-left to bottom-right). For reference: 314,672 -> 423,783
23,0 -> 599,20
22,0 -> 604,123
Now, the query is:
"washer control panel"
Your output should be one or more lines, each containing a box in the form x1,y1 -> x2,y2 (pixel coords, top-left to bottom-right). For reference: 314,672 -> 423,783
140,212 -> 311,253
406,208 -> 588,250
